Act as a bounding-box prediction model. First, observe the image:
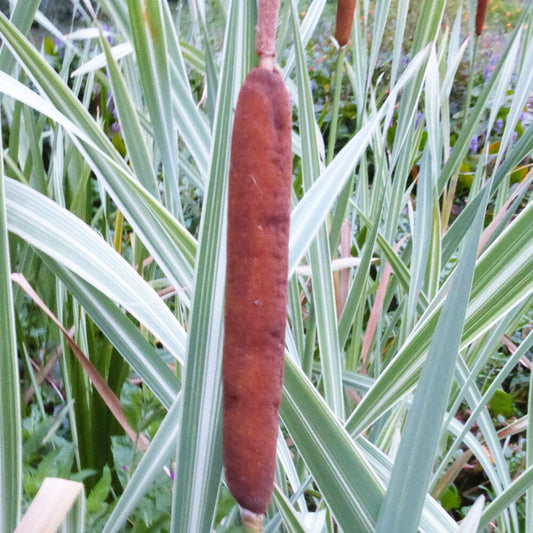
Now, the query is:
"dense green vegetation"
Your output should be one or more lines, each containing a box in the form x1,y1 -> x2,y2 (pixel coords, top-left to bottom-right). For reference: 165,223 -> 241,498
0,0 -> 531,531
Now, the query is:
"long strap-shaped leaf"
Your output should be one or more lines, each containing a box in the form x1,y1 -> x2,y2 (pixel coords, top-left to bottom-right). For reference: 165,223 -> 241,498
40,257 -> 180,408
288,44 -> 430,275
170,2 -> 256,531
127,0 -> 181,215
347,196 -> 533,437
4,177 -> 186,364
0,0 -> 40,74
281,356 -> 383,532
0,12 -> 197,303
375,186 -> 488,533
289,0 -> 344,417
0,124 -> 22,533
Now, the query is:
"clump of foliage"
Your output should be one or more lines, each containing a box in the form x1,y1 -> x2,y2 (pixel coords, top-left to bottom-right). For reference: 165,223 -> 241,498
0,0 -> 531,532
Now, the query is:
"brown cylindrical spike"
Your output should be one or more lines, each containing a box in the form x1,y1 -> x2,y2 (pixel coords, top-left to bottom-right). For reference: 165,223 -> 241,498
475,0 -> 488,36
222,66 -> 292,515
335,0 -> 356,47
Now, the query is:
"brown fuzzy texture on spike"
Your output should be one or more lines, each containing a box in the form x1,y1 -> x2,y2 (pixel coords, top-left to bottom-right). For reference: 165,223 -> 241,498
223,66 -> 292,516
256,0 -> 281,58
335,0 -> 356,47
475,0 -> 488,36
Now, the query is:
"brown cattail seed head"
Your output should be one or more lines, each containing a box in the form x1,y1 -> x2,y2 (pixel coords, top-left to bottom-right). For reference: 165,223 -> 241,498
475,0 -> 488,36
335,0 -> 356,47
223,66 -> 292,515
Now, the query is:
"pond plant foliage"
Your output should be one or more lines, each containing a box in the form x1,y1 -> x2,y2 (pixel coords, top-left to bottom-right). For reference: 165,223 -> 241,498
0,0 -> 532,531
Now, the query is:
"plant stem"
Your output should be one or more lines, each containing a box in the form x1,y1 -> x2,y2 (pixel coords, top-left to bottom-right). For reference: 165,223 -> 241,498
326,47 -> 346,165
256,0 -> 281,59
240,508 -> 264,532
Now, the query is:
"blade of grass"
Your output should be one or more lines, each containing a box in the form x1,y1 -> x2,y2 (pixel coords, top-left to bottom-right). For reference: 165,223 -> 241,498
99,34 -> 159,198
12,273 -> 150,451
289,45 -> 429,275
0,127 -> 21,533
0,0 -> 40,74
127,0 -> 181,215
0,13 -> 197,300
14,478 -> 84,533
375,185 -> 488,533
40,257 -> 180,408
170,2 -> 255,531
347,194 -> 533,437
289,0 -> 344,417
479,465 -> 533,530
528,334 -> 533,532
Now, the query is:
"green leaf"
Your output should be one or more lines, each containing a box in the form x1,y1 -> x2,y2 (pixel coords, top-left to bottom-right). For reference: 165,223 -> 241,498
281,356 -> 384,532
4,178 -> 187,364
488,389 -> 514,419
103,398 -> 180,533
170,2 -> 256,531
86,465 -> 112,516
0,118 -> 22,533
376,187 -> 488,532
440,485 -> 461,512
289,0 -> 344,417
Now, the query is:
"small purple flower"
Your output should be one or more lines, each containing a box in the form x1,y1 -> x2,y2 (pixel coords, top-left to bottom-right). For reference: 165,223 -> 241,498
512,131 -> 518,143
101,23 -> 114,45
122,465 -> 129,472
469,136 -> 478,152
495,118 -> 503,135
170,469 -> 175,481
401,55 -> 409,67
483,65 -> 492,82
54,37 -> 65,59
109,122 -> 121,135
415,111 -> 423,128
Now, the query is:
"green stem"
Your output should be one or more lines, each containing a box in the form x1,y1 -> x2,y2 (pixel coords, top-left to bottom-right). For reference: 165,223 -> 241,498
326,47 -> 346,165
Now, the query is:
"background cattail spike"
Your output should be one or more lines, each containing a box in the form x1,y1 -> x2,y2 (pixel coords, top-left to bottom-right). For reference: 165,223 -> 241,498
335,0 -> 356,47
475,0 -> 488,36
